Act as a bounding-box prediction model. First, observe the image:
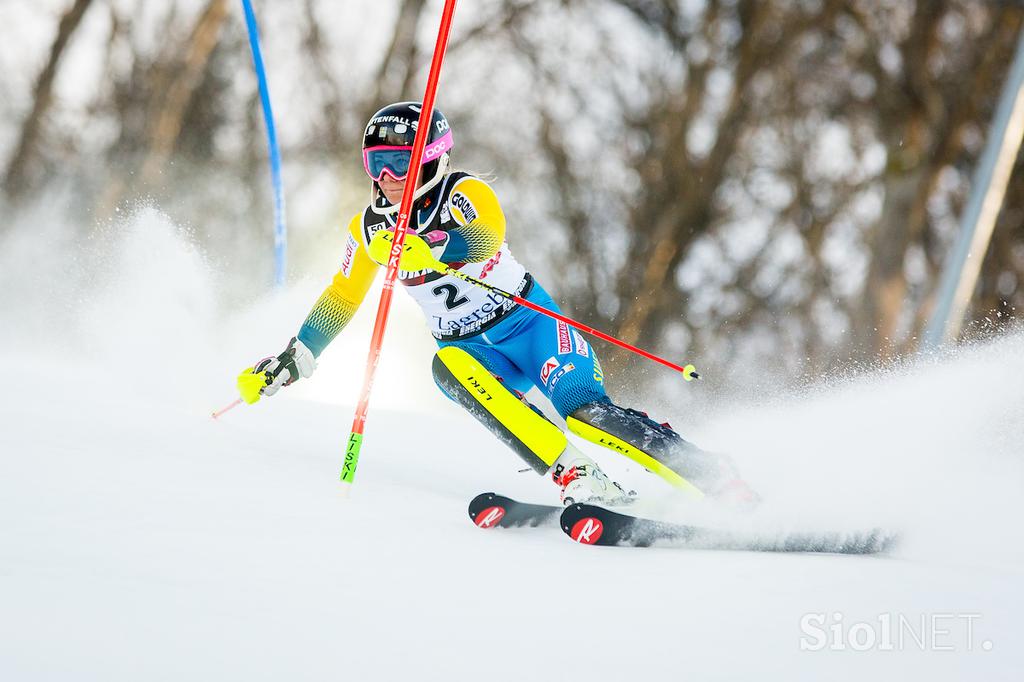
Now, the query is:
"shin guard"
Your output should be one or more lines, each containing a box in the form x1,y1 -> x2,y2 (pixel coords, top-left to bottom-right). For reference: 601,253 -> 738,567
433,346 -> 566,474
567,401 -> 735,497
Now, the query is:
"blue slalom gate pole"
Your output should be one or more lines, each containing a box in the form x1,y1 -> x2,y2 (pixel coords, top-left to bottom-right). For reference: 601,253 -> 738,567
241,0 -> 287,288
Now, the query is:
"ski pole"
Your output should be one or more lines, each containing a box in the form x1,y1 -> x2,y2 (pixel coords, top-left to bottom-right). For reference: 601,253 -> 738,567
340,0 -> 460,490
438,265 -> 700,380
374,231 -> 701,379
213,366 -> 274,419
211,398 -> 243,419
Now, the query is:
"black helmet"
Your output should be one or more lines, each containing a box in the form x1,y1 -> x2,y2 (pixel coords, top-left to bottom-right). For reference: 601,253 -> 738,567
362,101 -> 453,213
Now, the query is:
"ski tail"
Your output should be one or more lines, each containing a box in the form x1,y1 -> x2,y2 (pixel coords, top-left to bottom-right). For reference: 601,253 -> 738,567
560,504 -> 899,554
468,493 -> 561,529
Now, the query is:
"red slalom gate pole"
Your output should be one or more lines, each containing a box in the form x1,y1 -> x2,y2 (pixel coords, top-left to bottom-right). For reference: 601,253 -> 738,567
340,0 -> 459,489
440,266 -> 700,380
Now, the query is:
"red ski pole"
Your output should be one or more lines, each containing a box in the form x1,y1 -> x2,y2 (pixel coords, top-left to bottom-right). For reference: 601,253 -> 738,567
340,0 -> 459,489
211,398 -> 243,420
439,266 -> 700,380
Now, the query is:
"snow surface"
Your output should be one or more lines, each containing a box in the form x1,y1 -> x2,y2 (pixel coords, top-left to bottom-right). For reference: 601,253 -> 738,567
2,208 -> 1022,681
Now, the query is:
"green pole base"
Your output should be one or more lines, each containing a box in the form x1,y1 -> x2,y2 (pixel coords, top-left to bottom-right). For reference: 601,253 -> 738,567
341,432 -> 363,484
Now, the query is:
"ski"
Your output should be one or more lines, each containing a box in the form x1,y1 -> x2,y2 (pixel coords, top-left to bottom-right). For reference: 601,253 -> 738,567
560,503 -> 898,554
468,492 -> 561,529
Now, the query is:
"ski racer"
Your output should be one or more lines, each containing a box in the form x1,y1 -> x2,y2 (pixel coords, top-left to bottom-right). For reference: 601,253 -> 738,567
239,101 -> 754,507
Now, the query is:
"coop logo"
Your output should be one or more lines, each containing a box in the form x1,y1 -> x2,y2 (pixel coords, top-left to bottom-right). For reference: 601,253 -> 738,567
340,234 -> 358,278
548,363 -> 575,389
539,357 -> 560,385
570,517 -> 604,544
450,192 -> 478,223
475,506 -> 505,529
557,321 -> 572,354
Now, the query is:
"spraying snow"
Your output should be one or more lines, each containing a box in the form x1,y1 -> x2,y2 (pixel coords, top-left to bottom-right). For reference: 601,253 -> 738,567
1,208 -> 1021,680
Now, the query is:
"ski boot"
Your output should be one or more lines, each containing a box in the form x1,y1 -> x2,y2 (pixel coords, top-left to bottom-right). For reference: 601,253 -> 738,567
551,455 -> 634,507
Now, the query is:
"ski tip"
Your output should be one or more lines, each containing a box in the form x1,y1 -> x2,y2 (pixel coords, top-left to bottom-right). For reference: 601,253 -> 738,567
468,492 -> 497,509
560,503 -> 618,546
565,515 -> 606,545
473,504 -> 507,529
468,492 -> 500,528
468,493 -> 562,530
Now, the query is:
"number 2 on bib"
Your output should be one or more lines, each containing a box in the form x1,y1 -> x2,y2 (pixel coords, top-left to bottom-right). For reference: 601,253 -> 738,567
432,283 -> 470,310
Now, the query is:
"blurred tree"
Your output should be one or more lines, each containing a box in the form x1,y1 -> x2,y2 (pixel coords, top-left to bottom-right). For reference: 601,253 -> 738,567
370,0 -> 428,117
96,0 -> 229,215
2,0 -> 95,200
851,1 -> 1024,358
2,0 -> 1022,391
138,0 -> 228,186
499,0 -> 1024,381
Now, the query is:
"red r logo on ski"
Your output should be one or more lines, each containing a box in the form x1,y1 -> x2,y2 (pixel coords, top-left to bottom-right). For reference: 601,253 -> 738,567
475,506 -> 505,529
570,517 -> 604,544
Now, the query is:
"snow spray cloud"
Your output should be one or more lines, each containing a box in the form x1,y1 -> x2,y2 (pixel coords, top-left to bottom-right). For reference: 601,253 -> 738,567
0,199 -> 445,413
0,202 -> 265,406
693,332 -> 1024,564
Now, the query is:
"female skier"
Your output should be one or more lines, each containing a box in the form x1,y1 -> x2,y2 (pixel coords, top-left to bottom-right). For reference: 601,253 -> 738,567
241,102 -> 752,506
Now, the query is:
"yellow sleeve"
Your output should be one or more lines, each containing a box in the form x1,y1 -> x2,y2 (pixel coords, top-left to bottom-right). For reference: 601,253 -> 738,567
443,176 -> 506,263
296,214 -> 379,356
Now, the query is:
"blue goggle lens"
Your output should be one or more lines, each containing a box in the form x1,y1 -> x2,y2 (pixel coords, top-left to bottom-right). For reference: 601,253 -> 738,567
366,149 -> 412,180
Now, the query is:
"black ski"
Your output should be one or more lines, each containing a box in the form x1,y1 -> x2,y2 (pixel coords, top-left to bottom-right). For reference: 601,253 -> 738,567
560,504 -> 898,554
468,492 -> 561,529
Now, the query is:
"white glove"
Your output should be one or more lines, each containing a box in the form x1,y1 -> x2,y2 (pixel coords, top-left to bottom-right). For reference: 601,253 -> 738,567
253,337 -> 316,397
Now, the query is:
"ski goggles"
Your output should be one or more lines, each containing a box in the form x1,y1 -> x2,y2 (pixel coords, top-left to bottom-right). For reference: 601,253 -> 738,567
362,131 -> 453,182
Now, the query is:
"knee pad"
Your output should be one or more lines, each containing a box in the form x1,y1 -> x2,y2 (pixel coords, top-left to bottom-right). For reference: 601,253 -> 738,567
432,347 -> 566,474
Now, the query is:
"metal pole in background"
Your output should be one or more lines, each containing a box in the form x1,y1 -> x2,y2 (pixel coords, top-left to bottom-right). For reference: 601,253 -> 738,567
922,26 -> 1024,350
241,0 -> 287,288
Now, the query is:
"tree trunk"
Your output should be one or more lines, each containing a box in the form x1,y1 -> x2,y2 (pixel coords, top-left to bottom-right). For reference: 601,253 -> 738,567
96,0 -> 228,217
370,0 -> 428,111
2,0 -> 95,200
138,0 -> 229,187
